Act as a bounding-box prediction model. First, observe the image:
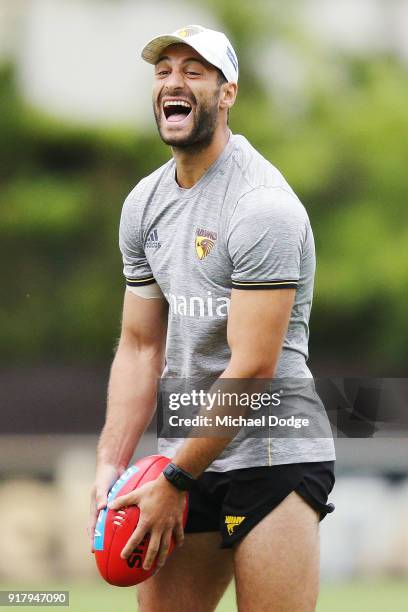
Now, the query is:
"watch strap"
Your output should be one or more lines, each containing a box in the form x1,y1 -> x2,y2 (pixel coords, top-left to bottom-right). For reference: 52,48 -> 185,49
163,462 -> 195,491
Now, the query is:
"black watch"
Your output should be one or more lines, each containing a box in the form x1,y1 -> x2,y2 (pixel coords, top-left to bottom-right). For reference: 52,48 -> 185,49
162,462 -> 195,491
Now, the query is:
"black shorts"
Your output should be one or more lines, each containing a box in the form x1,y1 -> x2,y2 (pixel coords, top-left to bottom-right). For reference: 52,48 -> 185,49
185,461 -> 335,548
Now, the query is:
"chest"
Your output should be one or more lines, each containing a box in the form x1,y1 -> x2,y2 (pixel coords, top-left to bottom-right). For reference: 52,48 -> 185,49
142,195 -> 233,296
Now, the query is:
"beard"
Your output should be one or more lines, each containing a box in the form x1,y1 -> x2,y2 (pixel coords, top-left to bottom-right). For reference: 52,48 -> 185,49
153,90 -> 220,153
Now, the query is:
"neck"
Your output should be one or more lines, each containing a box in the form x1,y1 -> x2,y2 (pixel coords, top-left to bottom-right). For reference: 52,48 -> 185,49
172,126 -> 230,189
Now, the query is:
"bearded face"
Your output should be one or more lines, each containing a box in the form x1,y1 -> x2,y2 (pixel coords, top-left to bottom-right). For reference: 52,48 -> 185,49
153,88 -> 220,151
152,45 -> 223,152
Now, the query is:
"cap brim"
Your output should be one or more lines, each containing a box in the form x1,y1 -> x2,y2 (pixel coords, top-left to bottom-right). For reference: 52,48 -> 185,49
141,35 -> 193,64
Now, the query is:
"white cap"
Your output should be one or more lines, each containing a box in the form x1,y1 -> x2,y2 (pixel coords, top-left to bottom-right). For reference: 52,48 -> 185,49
141,24 -> 238,84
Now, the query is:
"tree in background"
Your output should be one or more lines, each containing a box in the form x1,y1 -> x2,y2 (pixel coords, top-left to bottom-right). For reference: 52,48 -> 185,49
0,0 -> 407,373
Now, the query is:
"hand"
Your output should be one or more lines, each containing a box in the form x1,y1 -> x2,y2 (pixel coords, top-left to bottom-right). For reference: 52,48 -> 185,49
108,474 -> 186,570
88,463 -> 123,552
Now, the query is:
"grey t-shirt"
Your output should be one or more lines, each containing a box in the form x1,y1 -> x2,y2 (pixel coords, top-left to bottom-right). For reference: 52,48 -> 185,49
119,132 -> 336,471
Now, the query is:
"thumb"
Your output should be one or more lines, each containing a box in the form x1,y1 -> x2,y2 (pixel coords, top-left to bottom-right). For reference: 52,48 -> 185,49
95,490 -> 108,511
108,490 -> 138,511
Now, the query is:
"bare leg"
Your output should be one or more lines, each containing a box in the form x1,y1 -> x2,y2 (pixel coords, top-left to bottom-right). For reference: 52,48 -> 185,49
137,532 -> 234,612
234,491 -> 320,612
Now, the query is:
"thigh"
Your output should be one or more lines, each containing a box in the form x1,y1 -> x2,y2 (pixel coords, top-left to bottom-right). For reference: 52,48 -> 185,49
233,491 -> 320,612
137,532 -> 234,612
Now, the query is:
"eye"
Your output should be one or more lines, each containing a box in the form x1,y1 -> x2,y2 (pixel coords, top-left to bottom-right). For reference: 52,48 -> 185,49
156,69 -> 170,77
186,71 -> 200,76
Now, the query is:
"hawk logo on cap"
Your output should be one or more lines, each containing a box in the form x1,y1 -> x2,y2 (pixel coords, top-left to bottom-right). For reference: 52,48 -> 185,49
176,25 -> 204,38
195,227 -> 217,260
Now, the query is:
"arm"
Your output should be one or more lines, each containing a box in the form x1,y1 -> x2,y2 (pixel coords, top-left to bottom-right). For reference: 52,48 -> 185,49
88,289 -> 168,550
174,186 -> 305,474
97,289 -> 168,469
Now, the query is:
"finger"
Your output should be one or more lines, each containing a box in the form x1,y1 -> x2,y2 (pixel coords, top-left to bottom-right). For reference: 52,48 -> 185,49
88,501 -> 100,553
174,521 -> 185,548
90,492 -> 108,544
87,522 -> 96,552
89,485 -> 96,510
143,531 -> 161,571
156,528 -> 172,569
108,491 -> 138,511
120,520 -> 149,560
95,492 -> 108,511
88,499 -> 107,552
89,490 -> 106,517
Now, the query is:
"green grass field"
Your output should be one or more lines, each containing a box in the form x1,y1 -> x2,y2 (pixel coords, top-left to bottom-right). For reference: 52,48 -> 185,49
2,579 -> 408,611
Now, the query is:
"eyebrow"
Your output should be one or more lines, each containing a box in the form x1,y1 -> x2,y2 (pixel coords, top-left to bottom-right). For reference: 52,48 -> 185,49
155,56 -> 207,68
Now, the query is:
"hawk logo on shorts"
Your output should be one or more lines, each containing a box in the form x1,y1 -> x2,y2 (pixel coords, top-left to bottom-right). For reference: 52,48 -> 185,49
195,227 -> 217,260
225,515 -> 246,536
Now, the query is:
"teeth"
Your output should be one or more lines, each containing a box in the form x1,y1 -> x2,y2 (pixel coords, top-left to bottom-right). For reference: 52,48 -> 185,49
163,100 -> 191,108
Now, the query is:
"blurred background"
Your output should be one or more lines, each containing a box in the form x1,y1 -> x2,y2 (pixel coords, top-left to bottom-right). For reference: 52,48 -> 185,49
0,0 -> 407,610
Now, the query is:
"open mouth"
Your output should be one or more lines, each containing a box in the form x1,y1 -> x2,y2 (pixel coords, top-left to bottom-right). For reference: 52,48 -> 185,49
163,100 -> 192,123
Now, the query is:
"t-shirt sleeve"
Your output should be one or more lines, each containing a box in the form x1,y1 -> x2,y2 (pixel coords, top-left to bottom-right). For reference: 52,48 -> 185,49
119,192 -> 156,289
227,187 -> 308,290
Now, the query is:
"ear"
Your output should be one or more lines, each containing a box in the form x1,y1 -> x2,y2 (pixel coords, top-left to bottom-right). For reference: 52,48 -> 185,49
219,83 -> 238,111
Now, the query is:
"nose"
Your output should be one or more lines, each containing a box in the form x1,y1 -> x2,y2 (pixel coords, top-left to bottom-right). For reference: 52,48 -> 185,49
164,67 -> 184,90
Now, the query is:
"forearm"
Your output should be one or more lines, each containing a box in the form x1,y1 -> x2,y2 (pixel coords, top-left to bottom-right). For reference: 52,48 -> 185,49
172,437 -> 230,479
172,361 -> 276,478
97,339 -> 164,471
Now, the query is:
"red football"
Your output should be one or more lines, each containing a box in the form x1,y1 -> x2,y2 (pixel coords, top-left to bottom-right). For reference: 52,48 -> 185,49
94,455 -> 189,586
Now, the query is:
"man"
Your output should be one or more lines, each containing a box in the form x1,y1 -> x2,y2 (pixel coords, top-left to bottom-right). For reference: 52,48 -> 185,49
89,24 -> 336,612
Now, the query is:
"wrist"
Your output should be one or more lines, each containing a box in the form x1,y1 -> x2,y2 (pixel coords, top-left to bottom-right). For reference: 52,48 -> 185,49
97,450 -> 124,466
95,461 -> 122,476
157,472 -> 185,494
162,462 -> 196,492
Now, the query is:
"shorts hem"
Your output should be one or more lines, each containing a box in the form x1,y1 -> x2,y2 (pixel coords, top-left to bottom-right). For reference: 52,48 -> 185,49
295,484 -> 335,521
204,455 -> 336,473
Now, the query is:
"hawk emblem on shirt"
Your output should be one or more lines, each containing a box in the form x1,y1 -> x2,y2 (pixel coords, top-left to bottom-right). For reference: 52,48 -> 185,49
195,228 -> 217,260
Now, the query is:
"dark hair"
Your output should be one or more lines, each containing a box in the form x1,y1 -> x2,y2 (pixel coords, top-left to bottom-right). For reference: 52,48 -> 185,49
216,69 -> 228,86
216,69 -> 230,123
